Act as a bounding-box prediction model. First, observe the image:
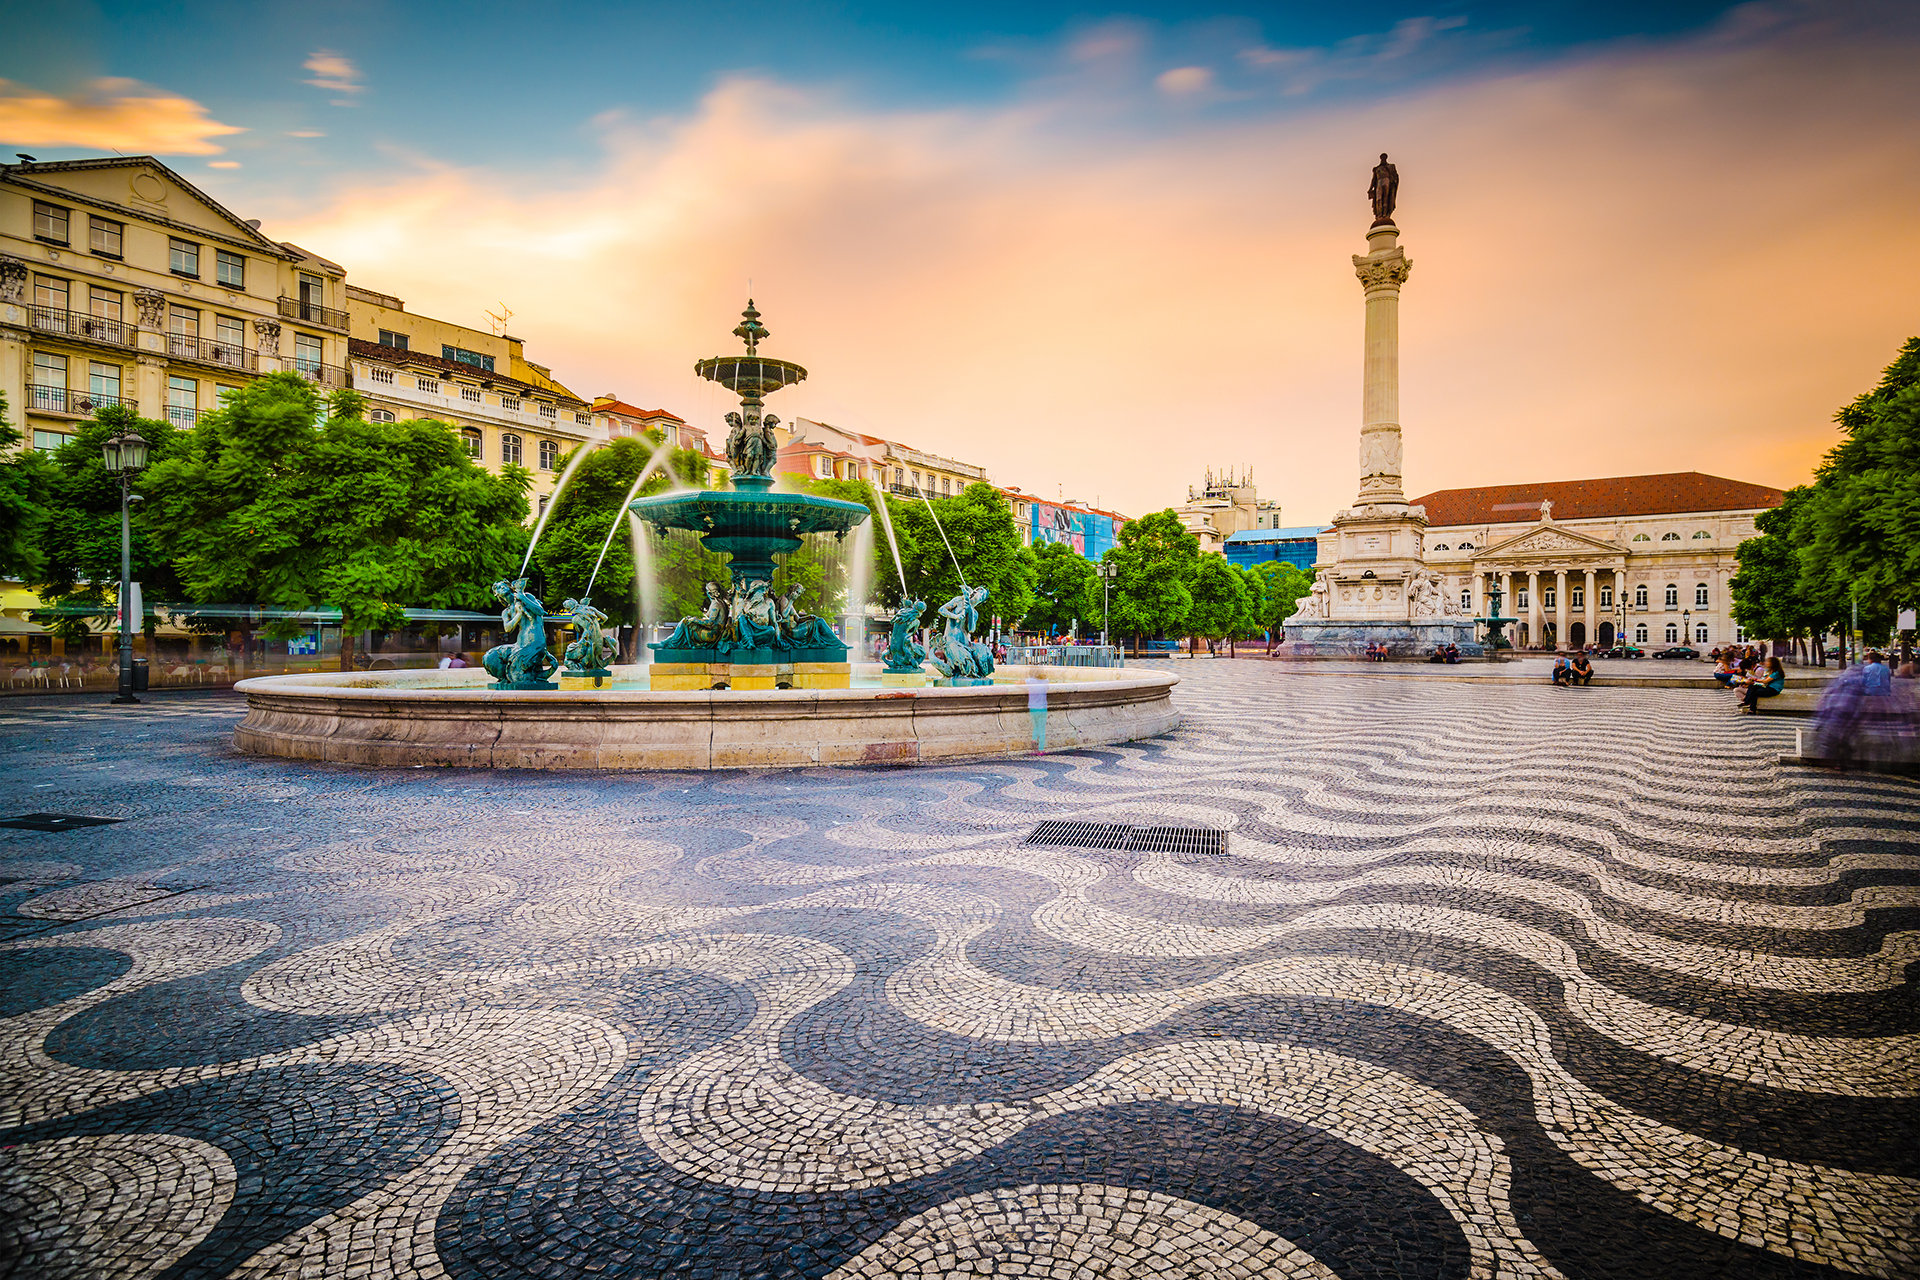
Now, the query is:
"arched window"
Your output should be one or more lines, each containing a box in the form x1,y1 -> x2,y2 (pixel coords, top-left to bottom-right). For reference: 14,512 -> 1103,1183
1664,583 -> 1679,607
1661,532 -> 1680,541
538,439 -> 558,470
1634,584 -> 1648,608
1599,586 -> 1613,607
368,408 -> 396,422
1634,624 -> 1649,643
1457,540 -> 1474,550
501,433 -> 522,465
1695,623 -> 1708,643
1459,588 -> 1472,610
1692,530 -> 1711,539
1695,583 -> 1709,606
1632,533 -> 1650,541
461,429 -> 482,459
1665,623 -> 1679,643
1432,543 -> 1449,551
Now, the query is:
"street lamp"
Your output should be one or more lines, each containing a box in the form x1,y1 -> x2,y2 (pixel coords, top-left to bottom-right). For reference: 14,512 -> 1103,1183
102,427 -> 149,704
1682,607 -> 1691,651
1097,560 -> 1119,650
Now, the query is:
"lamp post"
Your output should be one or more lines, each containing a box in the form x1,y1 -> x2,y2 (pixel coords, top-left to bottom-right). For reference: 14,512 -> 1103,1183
1097,560 -> 1118,650
101,427 -> 149,704
1682,607 -> 1691,652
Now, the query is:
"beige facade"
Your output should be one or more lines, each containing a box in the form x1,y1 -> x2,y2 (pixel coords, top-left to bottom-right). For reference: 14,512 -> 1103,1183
1,156 -> 349,451
782,417 -> 987,495
342,285 -> 593,510
1414,475 -> 1784,649
1173,467 -> 1282,554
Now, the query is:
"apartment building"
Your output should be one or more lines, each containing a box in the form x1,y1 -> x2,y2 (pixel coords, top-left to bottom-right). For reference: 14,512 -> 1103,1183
778,417 -> 988,496
1,156 -> 350,450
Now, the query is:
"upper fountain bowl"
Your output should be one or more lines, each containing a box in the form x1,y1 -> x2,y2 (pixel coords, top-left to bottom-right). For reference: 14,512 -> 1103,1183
695,355 -> 807,398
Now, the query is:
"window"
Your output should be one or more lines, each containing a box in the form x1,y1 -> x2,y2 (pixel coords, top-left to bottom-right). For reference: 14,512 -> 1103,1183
1571,588 -> 1584,608
462,429 -> 482,459
461,385 -> 482,403
816,455 -> 832,478
216,384 -> 240,402
31,352 -> 68,409
35,275 -> 69,311
1634,624 -> 1649,643
89,362 -> 121,402
911,470 -> 921,490
1692,530 -> 1711,540
1660,531 -> 1680,542
574,411 -> 590,426
1432,543 -> 1449,551
1460,589 -> 1473,609
33,430 -> 71,452
378,329 -> 409,350
539,439 -> 558,470
1665,623 -> 1679,643
89,286 -> 122,321
416,376 -> 440,392
368,366 -> 394,384
169,238 -> 200,277
33,201 -> 70,244
215,250 -> 245,288
1695,623 -> 1709,643
1632,533 -> 1649,541
1457,540 -> 1474,550
89,216 -> 123,258
293,332 -> 322,373
1634,584 -> 1648,608
442,345 -> 495,372
369,408 -> 397,423
1599,587 -> 1613,607
167,375 -> 198,426
1695,583 -> 1709,606
1543,589 -> 1556,609
500,395 -> 521,412
297,271 -> 325,314
1664,583 -> 1679,608
501,433 -> 523,465
893,468 -> 904,486
214,314 -> 245,357
169,305 -> 199,340
1516,590 -> 1529,609
538,402 -> 557,420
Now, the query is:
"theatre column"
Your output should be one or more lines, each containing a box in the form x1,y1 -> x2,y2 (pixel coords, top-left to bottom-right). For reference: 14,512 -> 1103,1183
1554,570 -> 1568,652
1583,570 -> 1596,647
1527,571 -> 1541,649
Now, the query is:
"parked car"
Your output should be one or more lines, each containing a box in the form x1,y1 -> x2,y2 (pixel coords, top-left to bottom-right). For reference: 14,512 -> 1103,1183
1600,645 -> 1644,658
1651,646 -> 1701,660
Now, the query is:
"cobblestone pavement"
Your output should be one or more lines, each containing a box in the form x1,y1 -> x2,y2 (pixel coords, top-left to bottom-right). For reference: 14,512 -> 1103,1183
0,663 -> 1915,1280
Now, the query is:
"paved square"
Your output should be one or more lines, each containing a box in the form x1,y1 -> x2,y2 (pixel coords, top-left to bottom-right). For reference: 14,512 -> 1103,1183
1,662 -> 1915,1279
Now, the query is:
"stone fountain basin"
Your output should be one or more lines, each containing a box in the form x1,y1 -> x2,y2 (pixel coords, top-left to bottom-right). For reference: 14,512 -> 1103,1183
231,664 -> 1179,770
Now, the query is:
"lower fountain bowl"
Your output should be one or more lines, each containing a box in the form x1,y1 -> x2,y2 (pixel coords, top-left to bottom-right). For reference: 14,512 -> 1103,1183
231,664 -> 1179,770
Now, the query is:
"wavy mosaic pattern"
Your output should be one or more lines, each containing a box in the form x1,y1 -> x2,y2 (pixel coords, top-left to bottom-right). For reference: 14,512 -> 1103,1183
0,666 -> 1915,1279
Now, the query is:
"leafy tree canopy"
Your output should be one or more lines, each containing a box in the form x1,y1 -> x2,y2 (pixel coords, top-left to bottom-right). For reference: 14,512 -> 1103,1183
1249,560 -> 1313,633
0,393 -> 54,583
1186,553 -> 1247,641
1105,509 -> 1199,641
1024,540 -> 1099,636
891,482 -> 1037,630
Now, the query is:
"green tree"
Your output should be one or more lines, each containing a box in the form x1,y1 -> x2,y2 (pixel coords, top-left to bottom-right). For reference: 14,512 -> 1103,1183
533,434 -> 716,643
1024,540 -> 1099,637
143,374 -> 531,670
1731,487 -> 1843,657
1250,560 -> 1313,634
0,393 -> 54,582
1105,509 -> 1199,648
1186,554 -> 1247,651
892,482 -> 1037,631
794,476 -> 921,612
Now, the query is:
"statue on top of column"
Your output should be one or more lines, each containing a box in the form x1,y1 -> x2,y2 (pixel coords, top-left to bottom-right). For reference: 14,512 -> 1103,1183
1368,153 -> 1399,226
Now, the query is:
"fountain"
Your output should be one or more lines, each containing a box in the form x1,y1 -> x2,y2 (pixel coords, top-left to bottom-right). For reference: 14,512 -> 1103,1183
228,304 -> 1181,770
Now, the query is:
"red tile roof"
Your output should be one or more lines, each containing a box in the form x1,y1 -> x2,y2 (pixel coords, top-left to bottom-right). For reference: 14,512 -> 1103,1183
1411,472 -> 1784,528
592,399 -> 685,422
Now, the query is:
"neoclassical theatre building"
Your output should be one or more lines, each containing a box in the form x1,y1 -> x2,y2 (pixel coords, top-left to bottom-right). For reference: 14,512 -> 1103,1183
1410,472 -> 1785,650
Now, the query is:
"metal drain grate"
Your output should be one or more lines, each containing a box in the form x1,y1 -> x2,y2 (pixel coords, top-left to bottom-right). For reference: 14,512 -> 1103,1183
0,813 -> 126,833
1025,820 -> 1226,857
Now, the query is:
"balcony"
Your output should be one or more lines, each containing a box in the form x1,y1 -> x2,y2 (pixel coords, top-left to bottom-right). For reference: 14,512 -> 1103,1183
277,295 -> 349,331
165,404 -> 201,428
29,385 -> 138,416
27,304 -> 137,348
889,484 -> 924,497
167,333 -> 259,372
293,361 -> 348,388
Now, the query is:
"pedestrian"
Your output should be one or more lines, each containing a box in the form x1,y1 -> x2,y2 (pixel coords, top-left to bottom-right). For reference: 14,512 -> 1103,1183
1025,668 -> 1049,752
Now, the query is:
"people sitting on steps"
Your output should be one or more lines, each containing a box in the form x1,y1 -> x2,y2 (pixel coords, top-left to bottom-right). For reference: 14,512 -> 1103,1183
1739,656 -> 1786,713
1569,653 -> 1594,685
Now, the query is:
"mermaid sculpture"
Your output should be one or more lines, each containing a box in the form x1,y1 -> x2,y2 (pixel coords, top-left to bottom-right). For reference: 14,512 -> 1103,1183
928,585 -> 994,681
560,597 -> 618,673
660,581 -> 731,651
884,597 -> 928,674
483,578 -> 559,689
777,586 -> 840,649
731,579 -> 785,651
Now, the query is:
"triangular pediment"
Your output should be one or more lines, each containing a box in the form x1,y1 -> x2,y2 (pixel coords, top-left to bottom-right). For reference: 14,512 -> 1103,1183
1481,523 -> 1618,559
10,157 -> 290,256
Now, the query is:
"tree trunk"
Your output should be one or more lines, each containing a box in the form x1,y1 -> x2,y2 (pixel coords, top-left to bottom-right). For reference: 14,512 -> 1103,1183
339,626 -> 354,672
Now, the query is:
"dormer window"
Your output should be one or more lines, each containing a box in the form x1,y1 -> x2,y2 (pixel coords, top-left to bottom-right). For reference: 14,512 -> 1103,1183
1661,531 -> 1680,541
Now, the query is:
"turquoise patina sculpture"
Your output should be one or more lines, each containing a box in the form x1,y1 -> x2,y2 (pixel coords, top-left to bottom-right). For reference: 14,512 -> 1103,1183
884,597 -> 928,673
777,586 -> 840,649
560,597 -> 617,675
661,581 -> 731,650
929,586 -> 995,683
484,578 -> 559,690
731,579 -> 783,651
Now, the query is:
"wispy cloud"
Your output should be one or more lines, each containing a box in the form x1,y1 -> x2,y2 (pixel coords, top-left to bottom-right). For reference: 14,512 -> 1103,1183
287,129 -> 325,139
274,10 -> 1920,520
1155,66 -> 1214,97
0,77 -> 245,155
303,50 -> 364,106
208,160 -> 241,169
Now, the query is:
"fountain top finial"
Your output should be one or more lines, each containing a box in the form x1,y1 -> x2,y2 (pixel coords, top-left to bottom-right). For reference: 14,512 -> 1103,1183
732,299 -> 768,355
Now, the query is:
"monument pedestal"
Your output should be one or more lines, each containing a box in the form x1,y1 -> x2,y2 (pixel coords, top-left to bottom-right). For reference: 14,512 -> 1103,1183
1278,618 -> 1484,660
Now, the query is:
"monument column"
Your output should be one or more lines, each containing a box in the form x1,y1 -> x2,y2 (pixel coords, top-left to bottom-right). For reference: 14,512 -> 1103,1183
1353,233 -> 1411,508
1583,570 -> 1597,646
1554,570 -> 1568,651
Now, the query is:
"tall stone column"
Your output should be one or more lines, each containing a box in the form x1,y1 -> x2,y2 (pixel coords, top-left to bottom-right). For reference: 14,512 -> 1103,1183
1527,571 -> 1541,648
1353,224 -> 1411,508
1613,569 -> 1626,642
1554,570 -> 1568,651
1583,570 -> 1596,647
1499,572 -> 1512,620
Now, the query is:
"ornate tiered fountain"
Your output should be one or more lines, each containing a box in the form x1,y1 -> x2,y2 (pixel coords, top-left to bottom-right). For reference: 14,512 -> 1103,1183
634,303 -> 872,691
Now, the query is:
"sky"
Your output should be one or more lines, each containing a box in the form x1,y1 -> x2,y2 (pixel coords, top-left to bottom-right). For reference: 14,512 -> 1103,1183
5,1 -> 1918,522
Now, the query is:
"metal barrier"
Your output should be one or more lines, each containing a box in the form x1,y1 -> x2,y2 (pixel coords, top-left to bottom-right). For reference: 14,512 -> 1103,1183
1003,644 -> 1123,668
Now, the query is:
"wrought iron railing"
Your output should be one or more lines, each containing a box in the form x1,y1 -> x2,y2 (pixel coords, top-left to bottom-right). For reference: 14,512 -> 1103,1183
165,404 -> 200,427
166,333 -> 258,371
888,483 -> 923,497
1002,644 -> 1123,668
27,304 -> 136,347
28,385 -> 138,415
277,295 -> 350,330
293,361 -> 348,388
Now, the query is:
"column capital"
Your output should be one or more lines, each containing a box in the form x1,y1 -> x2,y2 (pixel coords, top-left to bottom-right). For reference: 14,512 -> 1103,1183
1353,247 -> 1411,293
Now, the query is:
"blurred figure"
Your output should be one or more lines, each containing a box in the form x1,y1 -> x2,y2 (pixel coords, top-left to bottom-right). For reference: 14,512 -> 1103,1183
1025,667 -> 1048,752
